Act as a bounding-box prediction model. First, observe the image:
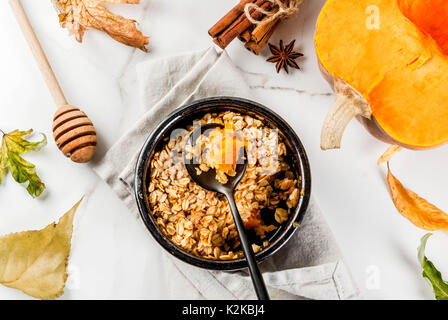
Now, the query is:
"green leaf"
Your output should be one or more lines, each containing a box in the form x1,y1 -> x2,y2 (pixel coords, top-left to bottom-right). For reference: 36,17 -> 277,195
0,129 -> 46,198
418,233 -> 448,300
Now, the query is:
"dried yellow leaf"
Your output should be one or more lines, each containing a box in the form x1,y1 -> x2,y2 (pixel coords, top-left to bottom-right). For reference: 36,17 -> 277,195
52,0 -> 149,51
377,145 -> 402,165
387,164 -> 448,232
0,199 -> 82,299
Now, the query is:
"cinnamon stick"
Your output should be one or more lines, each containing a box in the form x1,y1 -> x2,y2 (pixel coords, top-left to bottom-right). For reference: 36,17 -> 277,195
238,27 -> 253,43
208,0 -> 255,38
245,8 -> 280,55
245,20 -> 278,55
251,7 -> 279,43
214,0 -> 272,49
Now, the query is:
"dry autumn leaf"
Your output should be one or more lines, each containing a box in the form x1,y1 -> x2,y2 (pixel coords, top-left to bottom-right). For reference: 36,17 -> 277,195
377,145 -> 402,165
387,164 -> 448,232
0,199 -> 82,299
52,0 -> 149,51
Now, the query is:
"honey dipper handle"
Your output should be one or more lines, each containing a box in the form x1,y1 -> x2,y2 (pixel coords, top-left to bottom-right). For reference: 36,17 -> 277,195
9,0 -> 68,108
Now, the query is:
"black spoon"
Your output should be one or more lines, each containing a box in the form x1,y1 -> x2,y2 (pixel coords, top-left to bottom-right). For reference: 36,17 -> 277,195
184,123 -> 270,300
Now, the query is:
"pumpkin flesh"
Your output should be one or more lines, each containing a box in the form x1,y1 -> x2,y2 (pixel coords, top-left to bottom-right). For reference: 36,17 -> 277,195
315,0 -> 448,148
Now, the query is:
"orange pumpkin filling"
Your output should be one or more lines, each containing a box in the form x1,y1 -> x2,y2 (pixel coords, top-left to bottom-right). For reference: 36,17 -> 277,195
208,123 -> 246,174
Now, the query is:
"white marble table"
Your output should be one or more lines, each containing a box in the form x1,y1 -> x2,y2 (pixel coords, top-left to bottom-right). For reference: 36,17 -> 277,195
1,0 -> 447,300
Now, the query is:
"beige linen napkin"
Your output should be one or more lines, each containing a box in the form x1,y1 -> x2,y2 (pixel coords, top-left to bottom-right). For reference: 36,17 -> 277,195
93,47 -> 360,300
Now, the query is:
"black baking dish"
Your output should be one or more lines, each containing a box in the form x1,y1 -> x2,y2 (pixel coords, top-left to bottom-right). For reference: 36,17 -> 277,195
134,97 -> 311,271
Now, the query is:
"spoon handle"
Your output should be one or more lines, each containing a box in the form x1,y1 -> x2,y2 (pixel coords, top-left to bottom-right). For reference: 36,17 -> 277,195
225,193 -> 270,300
9,0 -> 68,108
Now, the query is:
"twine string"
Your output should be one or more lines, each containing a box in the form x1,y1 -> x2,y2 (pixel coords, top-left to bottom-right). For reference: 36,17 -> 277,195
244,0 -> 303,25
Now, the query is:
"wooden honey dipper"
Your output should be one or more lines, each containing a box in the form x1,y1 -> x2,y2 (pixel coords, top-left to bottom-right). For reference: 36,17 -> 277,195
9,0 -> 97,163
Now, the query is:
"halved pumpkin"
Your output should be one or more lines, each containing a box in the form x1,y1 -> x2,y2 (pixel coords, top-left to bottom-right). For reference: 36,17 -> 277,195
315,0 -> 448,150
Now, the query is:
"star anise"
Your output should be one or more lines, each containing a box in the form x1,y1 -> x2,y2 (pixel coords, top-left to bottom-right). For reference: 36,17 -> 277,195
267,40 -> 303,74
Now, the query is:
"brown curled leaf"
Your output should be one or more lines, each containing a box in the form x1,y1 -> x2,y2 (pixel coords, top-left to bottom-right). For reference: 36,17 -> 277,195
387,164 -> 448,232
52,0 -> 149,51
378,145 -> 402,165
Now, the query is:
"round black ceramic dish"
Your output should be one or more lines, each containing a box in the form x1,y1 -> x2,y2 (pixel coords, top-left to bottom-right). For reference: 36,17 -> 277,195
134,97 -> 311,271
